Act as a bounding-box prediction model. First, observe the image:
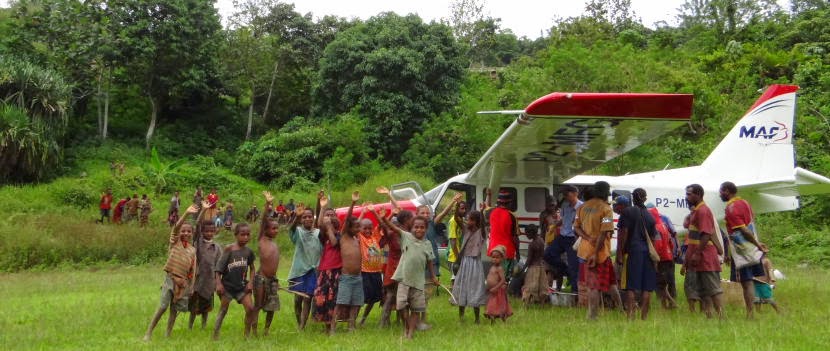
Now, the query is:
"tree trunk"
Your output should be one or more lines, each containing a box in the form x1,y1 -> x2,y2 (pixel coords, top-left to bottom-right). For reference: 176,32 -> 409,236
146,94 -> 158,150
245,97 -> 254,140
261,60 -> 279,122
102,67 -> 111,140
96,69 -> 103,138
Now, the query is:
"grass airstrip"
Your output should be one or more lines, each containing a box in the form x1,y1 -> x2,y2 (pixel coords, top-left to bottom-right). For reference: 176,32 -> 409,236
2,260 -> 830,351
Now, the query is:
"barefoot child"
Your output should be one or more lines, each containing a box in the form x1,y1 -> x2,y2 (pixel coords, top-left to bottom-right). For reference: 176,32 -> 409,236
485,245 -> 512,323
373,187 -> 404,327
188,202 -> 221,330
313,192 -> 343,334
143,204 -> 199,341
522,224 -> 548,305
213,223 -> 257,339
332,191 -> 363,333
754,255 -> 780,313
451,210 -> 487,323
255,192 -> 281,336
378,208 -> 407,327
372,205 -> 438,339
287,203 -> 321,331
358,217 -> 384,326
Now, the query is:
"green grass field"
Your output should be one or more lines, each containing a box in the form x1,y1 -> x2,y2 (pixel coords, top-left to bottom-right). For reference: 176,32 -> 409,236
2,262 -> 829,351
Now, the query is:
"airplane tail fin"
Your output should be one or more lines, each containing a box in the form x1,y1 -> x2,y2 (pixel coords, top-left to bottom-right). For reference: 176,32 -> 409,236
701,85 -> 800,184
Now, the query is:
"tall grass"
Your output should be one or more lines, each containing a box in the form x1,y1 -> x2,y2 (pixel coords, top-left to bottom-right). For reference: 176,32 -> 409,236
0,151 -> 436,271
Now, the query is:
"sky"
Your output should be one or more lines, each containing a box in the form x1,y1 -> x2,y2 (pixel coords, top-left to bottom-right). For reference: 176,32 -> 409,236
0,0 -> 791,39
215,0 -> 687,38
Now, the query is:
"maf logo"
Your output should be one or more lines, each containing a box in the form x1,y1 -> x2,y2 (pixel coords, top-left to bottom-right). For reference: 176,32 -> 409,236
738,121 -> 788,142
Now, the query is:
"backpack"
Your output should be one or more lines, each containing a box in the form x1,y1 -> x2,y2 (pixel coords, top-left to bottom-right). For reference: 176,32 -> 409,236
648,208 -> 674,262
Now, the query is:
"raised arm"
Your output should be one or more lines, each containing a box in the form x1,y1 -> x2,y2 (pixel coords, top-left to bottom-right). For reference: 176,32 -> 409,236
318,192 -> 329,229
357,202 -> 370,222
320,216 -> 339,245
368,204 -> 405,235
376,186 -> 399,210
314,190 -> 325,228
260,191 -> 274,240
435,192 -> 463,223
170,204 -> 199,248
341,191 -> 359,232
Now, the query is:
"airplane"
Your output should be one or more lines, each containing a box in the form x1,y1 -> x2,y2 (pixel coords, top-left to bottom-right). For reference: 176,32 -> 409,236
338,84 -> 830,255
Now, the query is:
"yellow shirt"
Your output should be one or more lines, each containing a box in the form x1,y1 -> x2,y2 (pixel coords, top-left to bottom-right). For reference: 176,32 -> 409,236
575,199 -> 614,262
447,216 -> 461,263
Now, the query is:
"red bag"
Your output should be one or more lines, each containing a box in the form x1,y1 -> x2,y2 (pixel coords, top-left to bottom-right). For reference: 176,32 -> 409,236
648,208 -> 674,262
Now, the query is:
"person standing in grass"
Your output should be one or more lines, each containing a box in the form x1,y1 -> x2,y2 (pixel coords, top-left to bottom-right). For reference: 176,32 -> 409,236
254,192 -> 281,336
522,224 -> 548,305
372,205 -> 438,339
331,191 -> 364,334
224,203 -> 234,231
246,204 -> 260,223
139,194 -> 152,228
414,195 -> 457,330
188,202 -> 220,331
313,192 -> 344,335
287,202 -> 321,331
143,204 -> 199,341
113,196 -> 129,224
447,197 -> 468,292
126,193 -> 140,223
378,207 -> 408,328
98,188 -> 113,224
452,210 -> 487,323
213,223 -> 257,339
168,191 -> 180,227
485,245 -> 512,323
683,184 -> 723,319
205,188 -> 219,222
720,181 -> 768,319
575,181 -> 620,320
357,218 -> 384,326
616,188 -> 658,320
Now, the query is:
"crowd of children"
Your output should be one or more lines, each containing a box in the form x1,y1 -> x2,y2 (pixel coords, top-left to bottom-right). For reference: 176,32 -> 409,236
142,180 -> 782,341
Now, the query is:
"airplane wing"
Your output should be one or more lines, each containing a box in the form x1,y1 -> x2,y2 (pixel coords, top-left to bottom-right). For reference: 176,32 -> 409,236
466,92 -> 694,185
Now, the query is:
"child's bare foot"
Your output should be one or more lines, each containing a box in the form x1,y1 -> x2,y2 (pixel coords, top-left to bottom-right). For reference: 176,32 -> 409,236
142,335 -> 151,342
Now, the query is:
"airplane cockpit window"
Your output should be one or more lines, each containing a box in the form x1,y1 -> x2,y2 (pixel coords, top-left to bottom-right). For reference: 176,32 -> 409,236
435,182 -> 476,218
524,187 -> 549,213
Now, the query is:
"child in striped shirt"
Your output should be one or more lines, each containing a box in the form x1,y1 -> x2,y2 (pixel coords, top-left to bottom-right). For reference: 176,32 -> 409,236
143,203 -> 202,341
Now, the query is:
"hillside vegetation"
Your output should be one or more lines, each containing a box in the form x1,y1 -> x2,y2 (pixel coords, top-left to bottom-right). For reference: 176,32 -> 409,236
1,0 -> 829,270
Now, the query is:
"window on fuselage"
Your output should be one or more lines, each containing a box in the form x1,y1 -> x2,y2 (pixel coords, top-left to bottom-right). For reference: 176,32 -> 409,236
524,187 -> 549,213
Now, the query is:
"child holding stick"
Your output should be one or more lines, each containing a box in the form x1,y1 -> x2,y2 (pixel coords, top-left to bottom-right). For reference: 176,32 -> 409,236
370,204 -> 438,339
